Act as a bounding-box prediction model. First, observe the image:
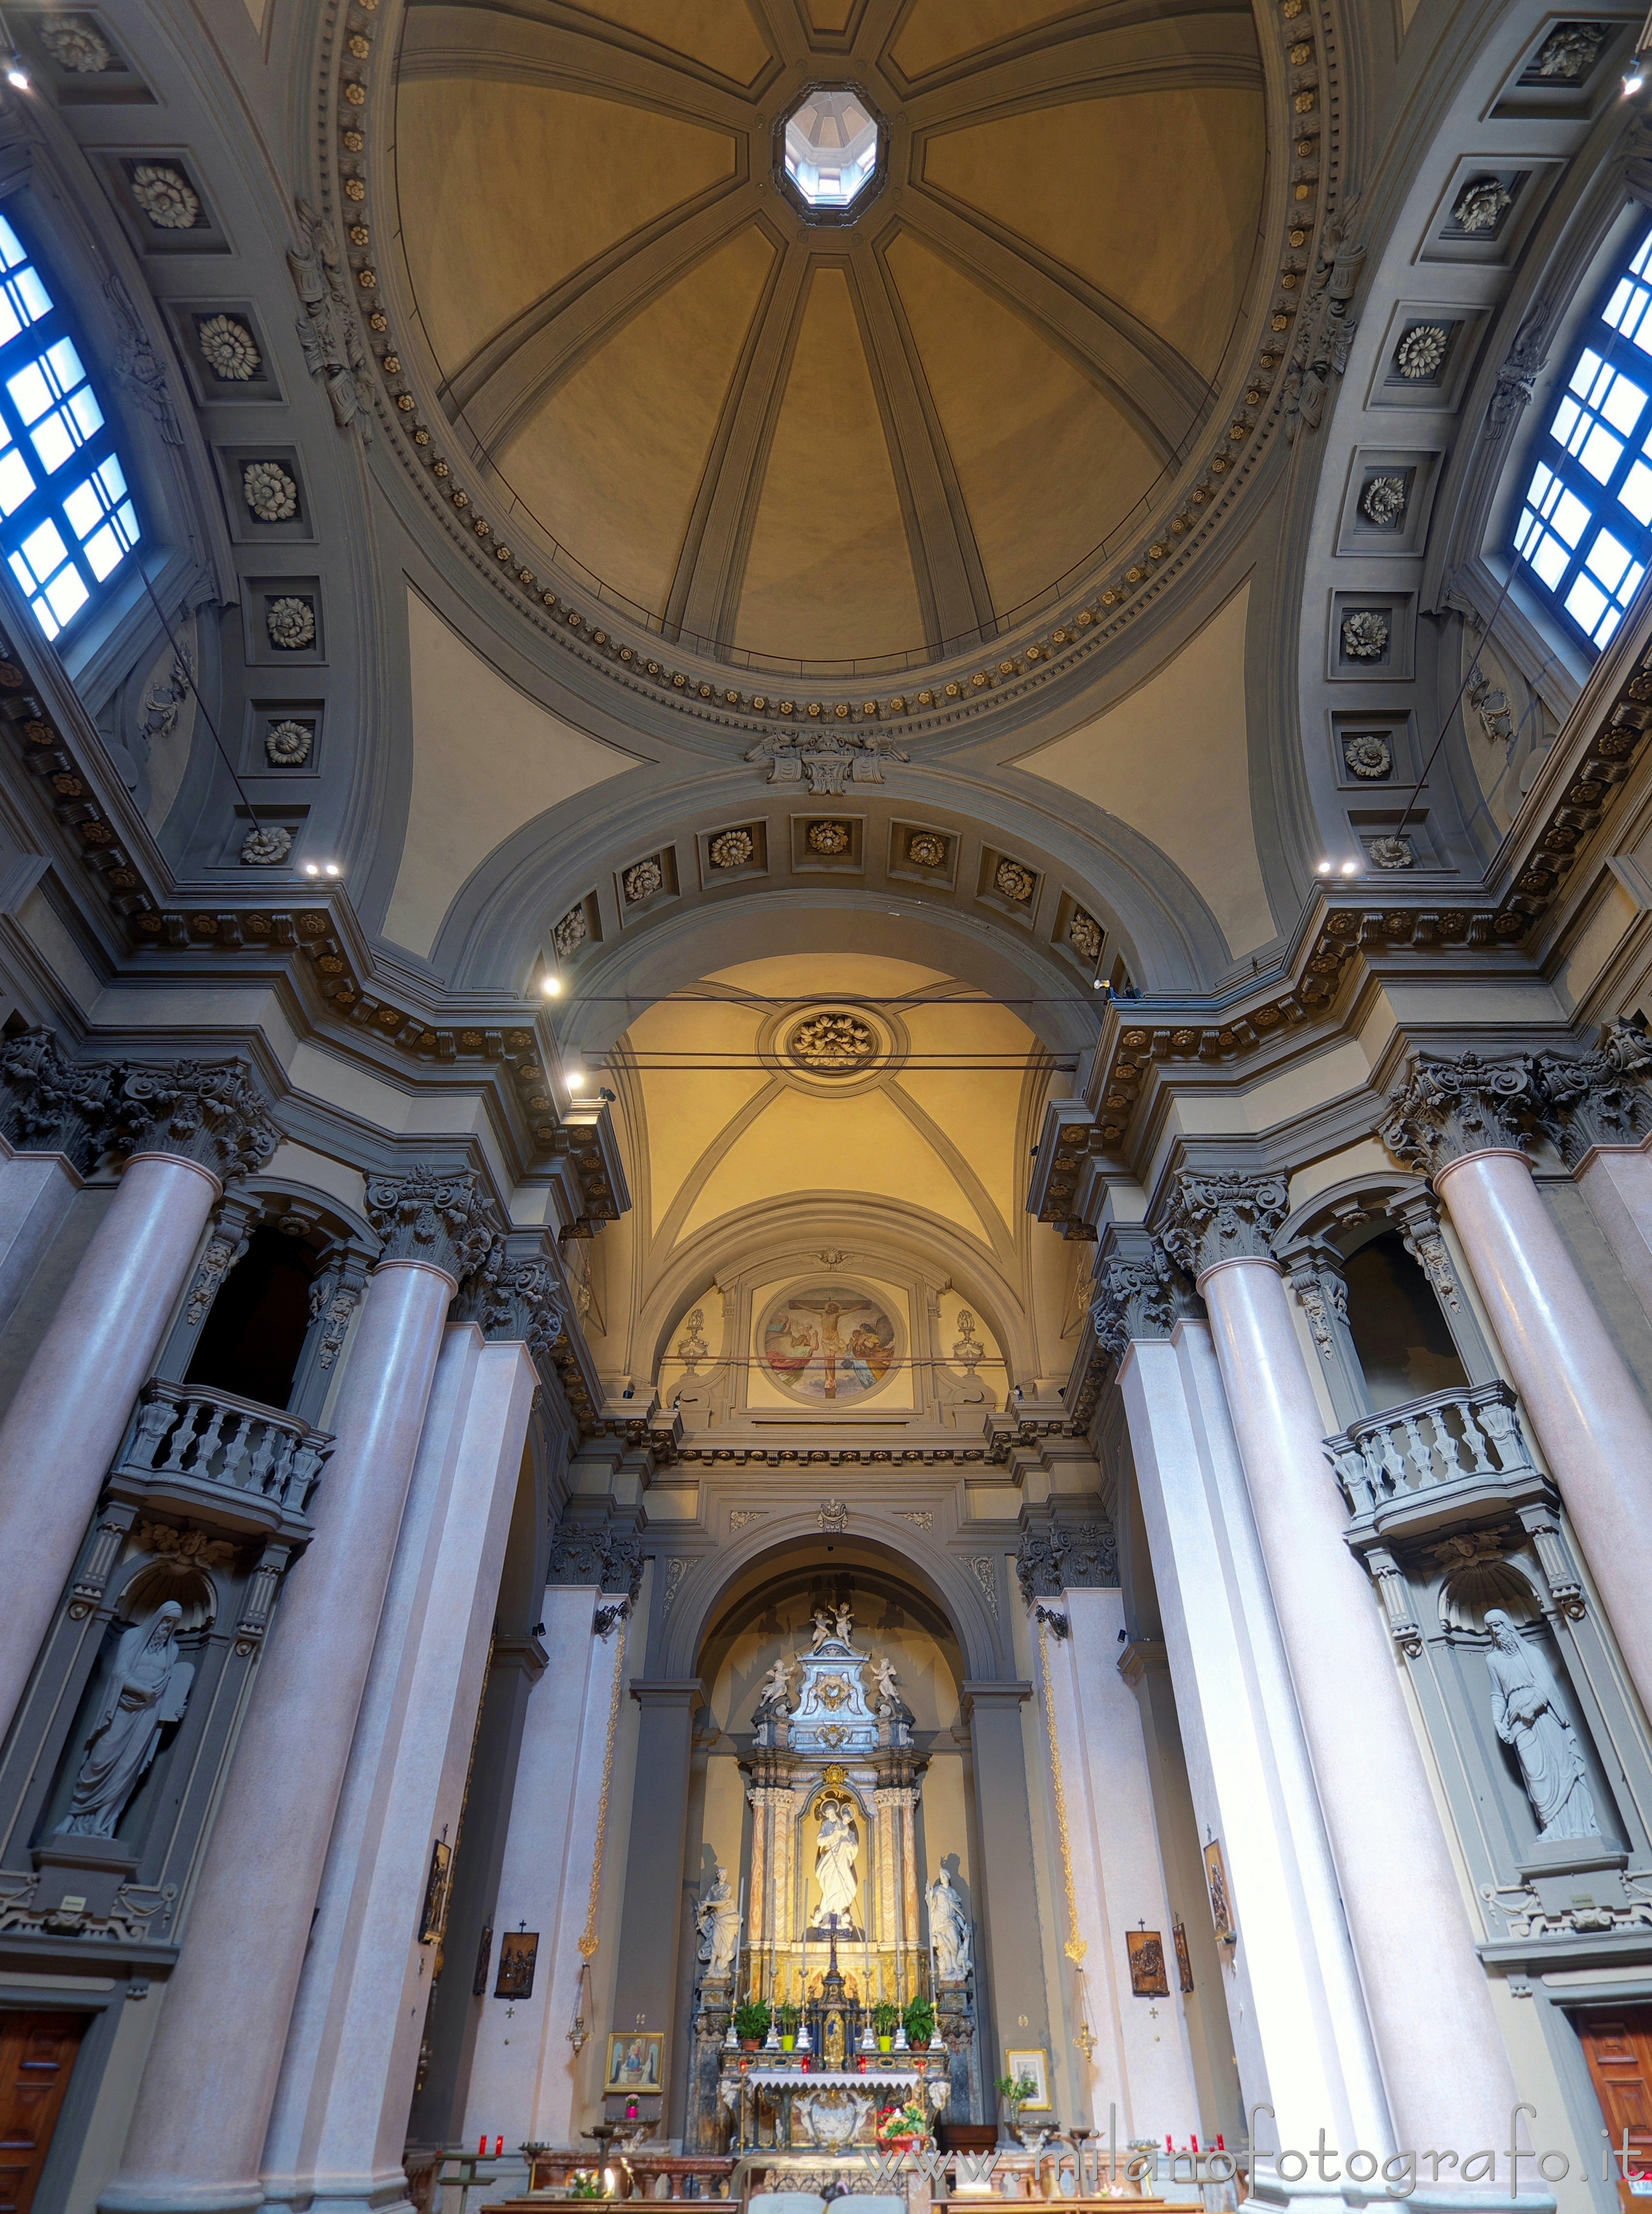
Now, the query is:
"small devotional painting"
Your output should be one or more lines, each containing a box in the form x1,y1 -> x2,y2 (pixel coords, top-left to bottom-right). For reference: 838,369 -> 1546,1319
605,2030 -> 664,2094
758,1280 -> 900,1407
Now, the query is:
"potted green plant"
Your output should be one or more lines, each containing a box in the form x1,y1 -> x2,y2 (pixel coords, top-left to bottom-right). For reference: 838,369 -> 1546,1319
902,1995 -> 935,2052
734,2000 -> 771,2051
775,2002 -> 802,2051
873,2000 -> 899,2053
997,2071 -> 1038,2142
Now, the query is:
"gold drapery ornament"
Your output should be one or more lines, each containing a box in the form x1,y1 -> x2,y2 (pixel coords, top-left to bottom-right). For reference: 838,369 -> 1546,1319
578,1611 -> 630,1959
1037,1620 -> 1088,1964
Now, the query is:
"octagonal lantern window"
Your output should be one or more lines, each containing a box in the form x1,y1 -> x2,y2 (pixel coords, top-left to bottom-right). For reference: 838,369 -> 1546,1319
783,88 -> 881,212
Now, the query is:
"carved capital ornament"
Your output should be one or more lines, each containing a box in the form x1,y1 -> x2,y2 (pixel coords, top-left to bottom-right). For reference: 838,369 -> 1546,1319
364,1165 -> 498,1282
1380,1051 -> 1534,1177
1154,1169 -> 1289,1280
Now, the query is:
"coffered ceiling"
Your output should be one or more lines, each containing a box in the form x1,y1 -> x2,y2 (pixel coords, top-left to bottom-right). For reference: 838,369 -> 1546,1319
395,0 -> 1268,671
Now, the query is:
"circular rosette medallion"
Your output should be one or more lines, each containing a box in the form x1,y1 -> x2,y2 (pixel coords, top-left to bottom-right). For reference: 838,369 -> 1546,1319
758,1279 -> 901,1406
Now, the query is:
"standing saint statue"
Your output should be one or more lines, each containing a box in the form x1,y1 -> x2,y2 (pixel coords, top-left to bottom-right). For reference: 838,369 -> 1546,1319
1484,1609 -> 1600,1840
927,1867 -> 971,1982
814,1798 -> 859,1929
58,1602 -> 194,1839
696,1864 -> 741,1978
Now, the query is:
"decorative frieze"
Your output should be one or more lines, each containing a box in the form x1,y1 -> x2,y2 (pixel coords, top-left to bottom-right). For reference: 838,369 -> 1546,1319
363,1165 -> 498,1283
1154,1169 -> 1290,1279
1380,1051 -> 1534,1175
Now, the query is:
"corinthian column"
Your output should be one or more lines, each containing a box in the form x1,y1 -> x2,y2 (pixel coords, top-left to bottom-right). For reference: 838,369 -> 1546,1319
1155,1169 -> 1520,2160
1384,1050 -> 1652,1720
0,1047 -> 278,1738
100,1167 -> 498,2214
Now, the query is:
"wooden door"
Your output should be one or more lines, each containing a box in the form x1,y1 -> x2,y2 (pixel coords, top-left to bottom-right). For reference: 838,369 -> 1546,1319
0,2011 -> 90,2214
1580,2009 -> 1652,2206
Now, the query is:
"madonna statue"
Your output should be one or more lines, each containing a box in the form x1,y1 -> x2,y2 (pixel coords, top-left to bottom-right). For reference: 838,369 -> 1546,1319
813,1797 -> 859,1929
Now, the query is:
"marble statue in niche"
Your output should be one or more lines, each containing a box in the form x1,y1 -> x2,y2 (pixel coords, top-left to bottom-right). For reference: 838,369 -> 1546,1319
928,1866 -> 971,1980
697,1864 -> 741,1977
813,1796 -> 860,1927
58,1602 -> 194,1838
1484,1609 -> 1600,1840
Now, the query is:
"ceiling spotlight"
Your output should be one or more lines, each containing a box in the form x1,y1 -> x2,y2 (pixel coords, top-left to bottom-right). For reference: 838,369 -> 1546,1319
1627,56 -> 1647,91
323,862 -> 341,878
567,1069 -> 586,1092
1341,859 -> 1360,875
1317,860 -> 1333,875
302,863 -> 320,877
1093,977 -> 1108,990
541,974 -> 562,998
5,53 -> 28,90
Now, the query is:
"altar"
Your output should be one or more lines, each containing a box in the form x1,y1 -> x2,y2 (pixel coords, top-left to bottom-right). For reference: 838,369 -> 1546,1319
686,1608 -> 980,2148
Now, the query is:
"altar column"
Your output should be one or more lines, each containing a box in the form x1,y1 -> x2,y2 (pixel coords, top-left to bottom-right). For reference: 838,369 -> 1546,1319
1385,1053 -> 1652,1721
0,1054 -> 277,1741
1158,1168 -> 1521,2163
259,1320 -> 538,2214
99,1168 -> 496,2214
1094,1228 -> 1389,2160
961,1681 -> 1051,2099
604,1679 -> 701,2122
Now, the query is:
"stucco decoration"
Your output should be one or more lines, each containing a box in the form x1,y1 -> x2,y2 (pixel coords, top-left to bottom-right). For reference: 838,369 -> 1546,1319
265,720 -> 312,767
552,905 -> 588,958
709,829 -> 753,869
132,165 -> 199,231
1531,22 -> 1607,78
243,462 -> 298,522
1068,909 -> 1103,961
788,1010 -> 875,1073
1368,835 -> 1414,868
623,857 -> 663,903
266,598 -> 315,652
288,198 -> 372,441
241,824 -> 293,865
749,729 -> 907,794
1359,476 -> 1407,528
38,15 -> 112,69
1343,731 -> 1392,778
1395,326 -> 1449,381
994,859 -> 1036,903
1341,610 -> 1389,660
1453,177 -> 1512,234
905,831 -> 945,868
1380,1051 -> 1534,1175
1155,1168 -> 1289,1279
807,821 -> 851,854
198,315 -> 260,382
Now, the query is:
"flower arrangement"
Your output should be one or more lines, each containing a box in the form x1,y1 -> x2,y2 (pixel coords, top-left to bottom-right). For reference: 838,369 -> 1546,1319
902,1995 -> 935,2049
876,2102 -> 930,2149
567,2172 -> 606,2199
732,2000 -> 771,2049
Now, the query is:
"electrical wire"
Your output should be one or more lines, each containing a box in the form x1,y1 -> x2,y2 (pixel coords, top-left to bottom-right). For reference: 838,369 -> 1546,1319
136,563 -> 268,831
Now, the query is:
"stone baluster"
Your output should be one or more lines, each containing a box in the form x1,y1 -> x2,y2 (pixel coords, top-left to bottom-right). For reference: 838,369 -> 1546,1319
0,1047 -> 278,1739
260,1273 -> 544,2214
1384,1050 -> 1652,1721
1092,1228 -> 1392,2175
1153,1168 -> 1522,2163
99,1166 -> 498,2214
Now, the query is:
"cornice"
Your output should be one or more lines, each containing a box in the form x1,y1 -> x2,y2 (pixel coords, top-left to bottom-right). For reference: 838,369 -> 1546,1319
301,0 -> 1345,748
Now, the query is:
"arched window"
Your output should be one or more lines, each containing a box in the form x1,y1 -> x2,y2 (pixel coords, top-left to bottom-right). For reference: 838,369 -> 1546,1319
0,210 -> 139,640
1512,215 -> 1652,653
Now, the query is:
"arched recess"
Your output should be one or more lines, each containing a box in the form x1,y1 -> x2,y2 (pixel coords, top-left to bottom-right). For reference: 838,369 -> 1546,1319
654,1521 -> 1007,1686
427,763 -> 1232,998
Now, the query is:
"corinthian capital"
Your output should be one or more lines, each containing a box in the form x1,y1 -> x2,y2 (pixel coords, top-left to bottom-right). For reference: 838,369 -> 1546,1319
112,1055 -> 279,1182
1528,1017 -> 1652,1164
365,1165 -> 499,1282
457,1232 -> 566,1355
1380,1051 -> 1533,1175
1153,1169 -> 1289,1280
0,1025 -> 117,1168
1092,1247 -> 1178,1359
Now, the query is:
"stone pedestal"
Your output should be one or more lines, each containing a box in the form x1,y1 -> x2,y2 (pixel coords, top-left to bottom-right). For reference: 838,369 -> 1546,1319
260,1326 -> 537,2214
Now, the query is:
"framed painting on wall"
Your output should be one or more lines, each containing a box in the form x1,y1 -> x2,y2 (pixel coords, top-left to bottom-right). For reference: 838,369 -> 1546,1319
1003,2048 -> 1051,2110
605,2030 -> 664,2094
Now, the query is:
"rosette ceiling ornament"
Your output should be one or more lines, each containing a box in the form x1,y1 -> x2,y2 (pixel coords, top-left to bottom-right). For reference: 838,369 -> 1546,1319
346,0 -> 1322,730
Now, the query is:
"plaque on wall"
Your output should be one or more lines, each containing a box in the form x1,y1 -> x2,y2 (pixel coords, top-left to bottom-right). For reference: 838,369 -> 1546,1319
1203,1839 -> 1235,1945
473,1921 -> 493,1996
1126,1928 -> 1170,1997
495,1929 -> 539,1998
1172,1919 -> 1194,1993
419,1838 -> 451,1945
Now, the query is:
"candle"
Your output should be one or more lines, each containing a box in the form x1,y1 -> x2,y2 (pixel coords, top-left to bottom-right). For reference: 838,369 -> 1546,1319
495,2138 -> 504,2157
479,2136 -> 487,2156
1164,2137 -> 1171,2155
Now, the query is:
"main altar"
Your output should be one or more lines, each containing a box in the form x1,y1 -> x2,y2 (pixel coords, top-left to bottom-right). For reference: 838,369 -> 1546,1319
688,1608 -> 980,2150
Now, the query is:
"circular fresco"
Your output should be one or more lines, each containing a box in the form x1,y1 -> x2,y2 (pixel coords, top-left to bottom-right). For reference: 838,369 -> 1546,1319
758,1280 -> 901,1407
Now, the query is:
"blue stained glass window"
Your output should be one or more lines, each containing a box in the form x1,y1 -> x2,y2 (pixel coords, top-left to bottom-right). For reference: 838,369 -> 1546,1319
1512,223 -> 1652,653
0,214 -> 140,641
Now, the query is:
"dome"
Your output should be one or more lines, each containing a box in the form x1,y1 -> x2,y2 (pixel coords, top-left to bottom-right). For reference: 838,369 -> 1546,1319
394,0 -> 1268,673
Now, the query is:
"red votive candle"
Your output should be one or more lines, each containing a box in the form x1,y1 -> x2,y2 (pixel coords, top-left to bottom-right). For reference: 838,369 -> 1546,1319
495,2138 -> 504,2157
479,2136 -> 487,2156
